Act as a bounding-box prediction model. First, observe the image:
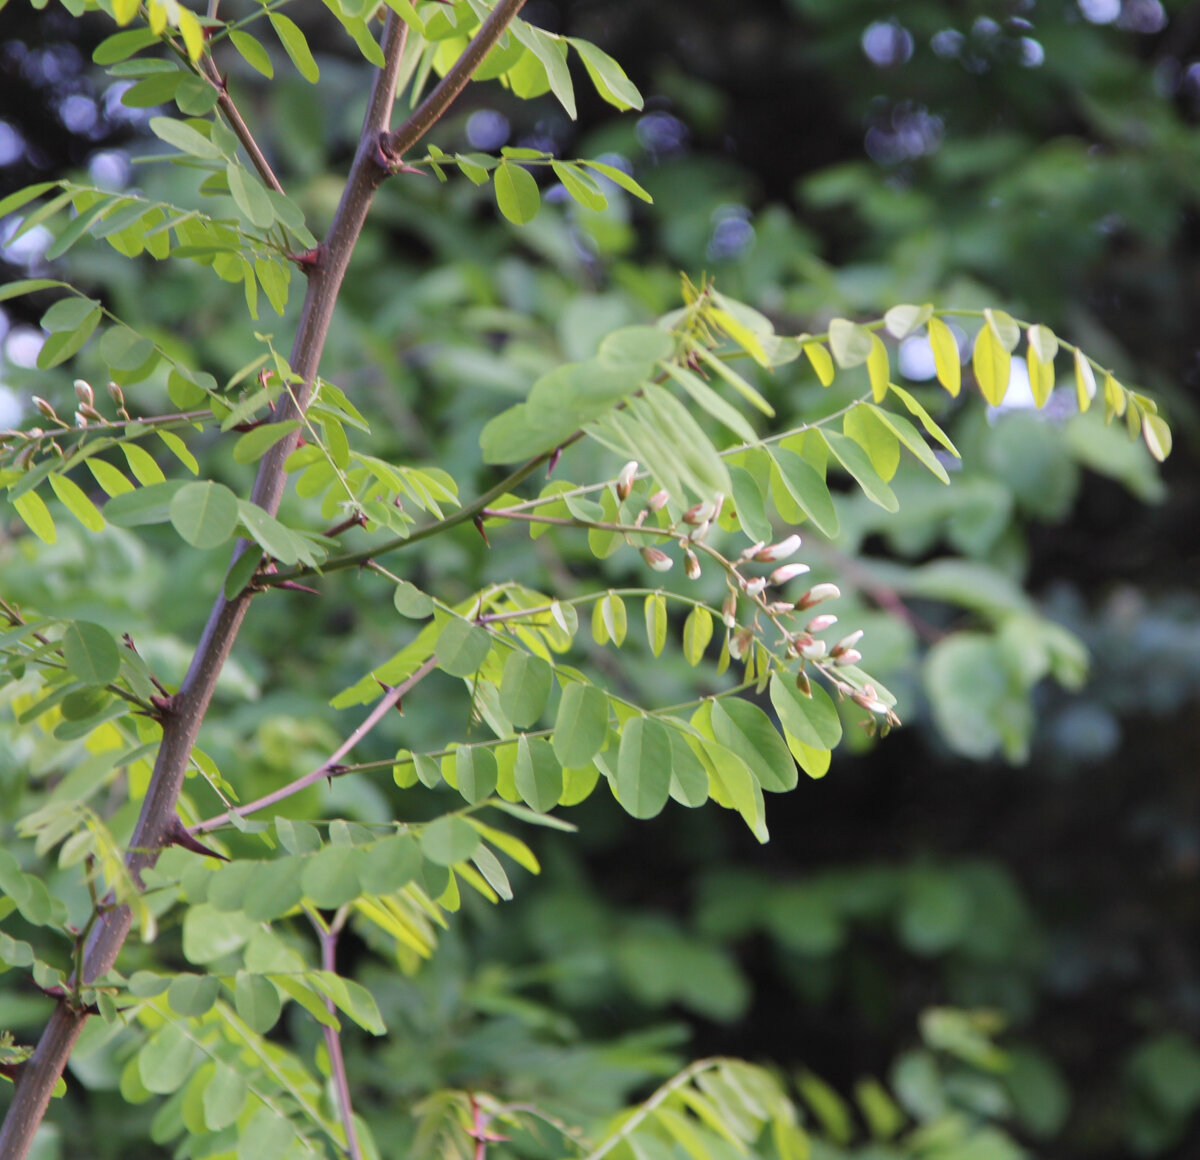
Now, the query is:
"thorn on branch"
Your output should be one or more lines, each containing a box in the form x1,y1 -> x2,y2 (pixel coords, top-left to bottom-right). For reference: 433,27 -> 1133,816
286,246 -> 324,274
277,580 -> 322,595
374,679 -> 404,714
547,446 -> 562,476
474,514 -> 490,547
167,818 -> 230,862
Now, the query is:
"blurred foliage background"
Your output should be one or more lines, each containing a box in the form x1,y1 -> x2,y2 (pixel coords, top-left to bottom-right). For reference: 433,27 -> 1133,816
1,0 -> 1199,1157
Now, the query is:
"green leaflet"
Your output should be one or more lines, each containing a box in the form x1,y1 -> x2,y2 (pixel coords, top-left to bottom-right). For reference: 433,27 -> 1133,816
769,673 -> 843,750
514,735 -> 563,812
169,481 -> 240,549
494,160 -> 541,224
616,716 -> 672,819
553,683 -> 609,767
499,650 -> 553,726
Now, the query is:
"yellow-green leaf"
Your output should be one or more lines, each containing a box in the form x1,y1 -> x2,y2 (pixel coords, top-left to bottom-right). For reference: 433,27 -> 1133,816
13,489 -> 56,544
1026,324 -> 1058,409
682,605 -> 713,666
1142,412 -> 1172,462
49,472 -> 105,532
972,324 -> 1009,406
927,316 -> 960,397
644,592 -> 668,657
1073,348 -> 1096,412
866,333 -> 889,403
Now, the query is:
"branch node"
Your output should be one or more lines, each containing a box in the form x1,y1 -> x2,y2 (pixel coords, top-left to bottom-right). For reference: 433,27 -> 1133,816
149,693 -> 177,718
286,245 -> 325,274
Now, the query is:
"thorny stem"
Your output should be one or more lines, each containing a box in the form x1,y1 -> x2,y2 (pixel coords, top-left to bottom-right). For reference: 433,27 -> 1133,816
190,655 -> 438,834
0,5 -> 531,1152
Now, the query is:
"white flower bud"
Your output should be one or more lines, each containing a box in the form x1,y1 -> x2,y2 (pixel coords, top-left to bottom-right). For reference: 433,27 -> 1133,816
799,639 -> 827,660
769,563 -> 811,586
107,381 -> 125,406
834,648 -> 862,666
689,519 -> 711,543
74,411 -> 88,428
832,629 -> 864,654
766,601 -> 795,615
684,549 -> 701,579
737,541 -> 766,563
798,582 -> 841,609
73,379 -> 94,407
647,489 -> 670,512
807,613 -> 838,633
32,397 -> 57,420
755,534 -> 802,562
683,501 -> 713,526
641,546 -> 673,572
743,577 -> 767,597
617,460 -> 638,500
722,592 -> 738,628
729,626 -> 755,659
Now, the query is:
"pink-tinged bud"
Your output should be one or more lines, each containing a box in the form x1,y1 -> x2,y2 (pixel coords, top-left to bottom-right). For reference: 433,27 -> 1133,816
73,379 -> 94,408
755,534 -> 802,562
647,489 -> 670,512
769,563 -> 811,586
798,582 -> 841,609
807,613 -> 838,633
722,592 -> 738,628
832,629 -> 864,654
32,397 -> 57,420
737,541 -> 766,563
710,494 -> 726,522
684,549 -> 701,580
795,669 -> 812,696
689,519 -> 711,543
766,601 -> 794,615
74,411 -> 88,428
787,632 -> 814,657
851,684 -> 890,714
730,626 -> 755,659
28,427 -> 43,438
107,381 -> 125,406
683,501 -> 713,526
743,576 -> 767,597
617,460 -> 638,500
78,403 -> 104,422
642,546 -> 673,572
799,639 -> 827,660
834,648 -> 862,666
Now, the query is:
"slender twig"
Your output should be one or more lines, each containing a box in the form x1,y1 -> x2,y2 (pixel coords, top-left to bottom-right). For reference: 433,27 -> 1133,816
308,908 -> 363,1160
191,655 -> 437,833
205,56 -> 285,194
379,0 -> 528,163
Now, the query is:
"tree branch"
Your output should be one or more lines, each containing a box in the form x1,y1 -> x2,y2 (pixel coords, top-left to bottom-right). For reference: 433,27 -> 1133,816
379,0 -> 528,164
0,14 -> 413,1158
190,655 -> 438,834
